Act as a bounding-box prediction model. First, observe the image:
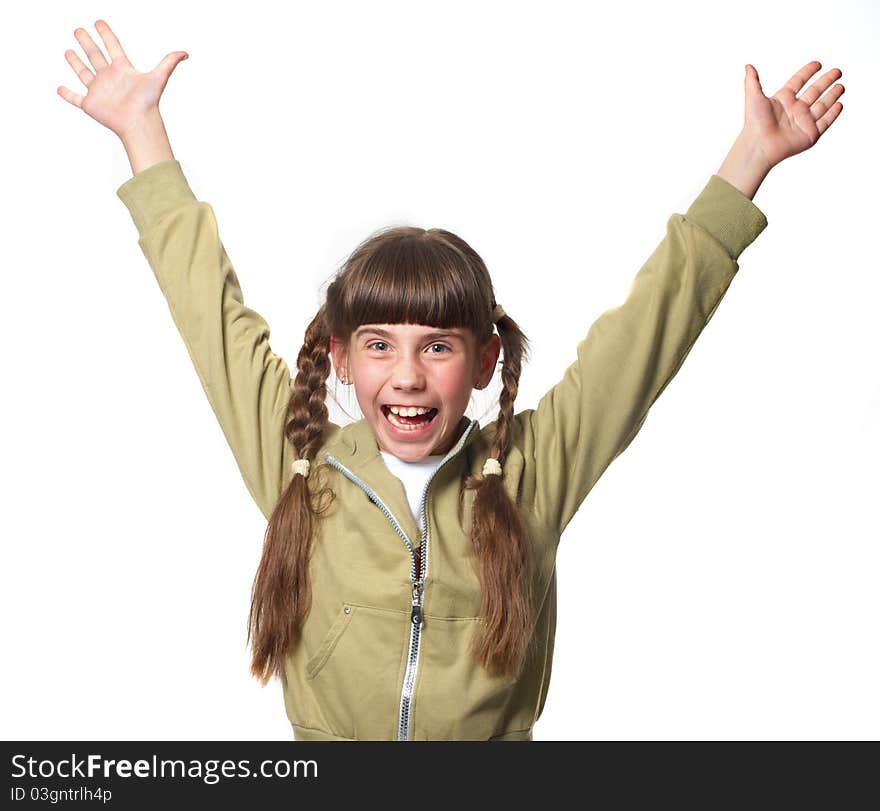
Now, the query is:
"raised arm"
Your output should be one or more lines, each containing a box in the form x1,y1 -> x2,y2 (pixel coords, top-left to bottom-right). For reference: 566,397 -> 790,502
60,20 -> 297,519
514,59 -> 844,538
116,160 -> 295,520
516,173 -> 768,538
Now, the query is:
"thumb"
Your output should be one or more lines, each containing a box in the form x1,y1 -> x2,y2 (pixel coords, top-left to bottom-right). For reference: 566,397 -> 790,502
153,51 -> 190,81
745,63 -> 764,96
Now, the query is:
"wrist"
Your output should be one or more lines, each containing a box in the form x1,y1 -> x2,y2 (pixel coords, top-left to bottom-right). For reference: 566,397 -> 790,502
119,111 -> 174,175
716,131 -> 772,200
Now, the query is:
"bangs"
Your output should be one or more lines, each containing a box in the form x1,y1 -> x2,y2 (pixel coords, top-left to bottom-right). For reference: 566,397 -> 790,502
332,227 -> 492,335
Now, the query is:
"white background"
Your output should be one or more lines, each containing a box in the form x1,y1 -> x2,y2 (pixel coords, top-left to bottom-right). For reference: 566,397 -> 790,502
3,0 -> 877,740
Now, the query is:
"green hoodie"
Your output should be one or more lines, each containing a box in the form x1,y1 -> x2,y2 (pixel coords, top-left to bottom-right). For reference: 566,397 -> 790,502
117,160 -> 767,740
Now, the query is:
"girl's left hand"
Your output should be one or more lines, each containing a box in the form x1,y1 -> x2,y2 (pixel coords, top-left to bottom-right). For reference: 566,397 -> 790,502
744,61 -> 844,170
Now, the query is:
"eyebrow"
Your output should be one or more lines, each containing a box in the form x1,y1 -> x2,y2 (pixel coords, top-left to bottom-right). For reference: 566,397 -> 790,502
355,327 -> 464,342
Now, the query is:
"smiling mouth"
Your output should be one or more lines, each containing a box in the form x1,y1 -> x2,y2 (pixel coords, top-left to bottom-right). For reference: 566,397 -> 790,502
381,405 -> 439,431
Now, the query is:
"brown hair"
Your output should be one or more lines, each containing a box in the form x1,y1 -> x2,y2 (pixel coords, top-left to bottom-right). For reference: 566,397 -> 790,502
247,225 -> 538,685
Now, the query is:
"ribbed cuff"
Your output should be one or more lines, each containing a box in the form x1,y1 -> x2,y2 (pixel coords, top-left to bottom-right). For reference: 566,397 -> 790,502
116,159 -> 197,234
684,174 -> 769,261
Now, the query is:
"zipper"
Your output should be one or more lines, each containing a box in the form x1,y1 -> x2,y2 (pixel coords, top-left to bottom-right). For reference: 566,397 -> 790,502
323,417 -> 477,741
411,571 -> 422,625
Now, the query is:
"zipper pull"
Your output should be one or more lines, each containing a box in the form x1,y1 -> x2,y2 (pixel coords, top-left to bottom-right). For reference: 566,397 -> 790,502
411,581 -> 423,626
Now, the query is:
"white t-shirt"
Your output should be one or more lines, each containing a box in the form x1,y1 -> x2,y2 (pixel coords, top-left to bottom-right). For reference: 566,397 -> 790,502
379,451 -> 445,533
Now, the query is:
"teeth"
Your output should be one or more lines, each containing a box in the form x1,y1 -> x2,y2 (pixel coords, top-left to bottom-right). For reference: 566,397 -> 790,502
388,405 -> 433,417
387,412 -> 424,430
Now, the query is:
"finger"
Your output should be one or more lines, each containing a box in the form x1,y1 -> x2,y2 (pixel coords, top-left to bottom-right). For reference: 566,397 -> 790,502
94,19 -> 130,63
815,102 -> 843,137
73,26 -> 109,72
780,60 -> 822,98
746,64 -> 765,95
809,83 -> 845,122
800,67 -> 843,107
64,48 -> 95,89
57,85 -> 85,109
154,51 -> 189,79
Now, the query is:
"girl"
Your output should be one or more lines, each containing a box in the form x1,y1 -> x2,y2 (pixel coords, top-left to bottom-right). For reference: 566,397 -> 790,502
59,20 -> 844,741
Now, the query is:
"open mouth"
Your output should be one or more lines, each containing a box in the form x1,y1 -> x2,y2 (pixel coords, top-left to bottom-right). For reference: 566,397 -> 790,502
381,405 -> 439,433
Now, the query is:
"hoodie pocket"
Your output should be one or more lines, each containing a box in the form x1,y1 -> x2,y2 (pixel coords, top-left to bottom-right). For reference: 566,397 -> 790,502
301,601 -> 411,740
412,614 -> 527,740
306,603 -> 356,680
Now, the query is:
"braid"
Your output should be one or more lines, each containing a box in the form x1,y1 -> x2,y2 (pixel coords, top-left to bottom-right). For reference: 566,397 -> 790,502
464,309 -> 539,679
489,313 -> 522,459
289,305 -> 332,459
247,306 -> 335,685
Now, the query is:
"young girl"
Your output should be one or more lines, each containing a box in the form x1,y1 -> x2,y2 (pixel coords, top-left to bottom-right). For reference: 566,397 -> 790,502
59,20 -> 844,741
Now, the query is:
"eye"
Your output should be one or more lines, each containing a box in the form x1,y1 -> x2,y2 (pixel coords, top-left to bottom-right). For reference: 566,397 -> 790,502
366,341 -> 451,353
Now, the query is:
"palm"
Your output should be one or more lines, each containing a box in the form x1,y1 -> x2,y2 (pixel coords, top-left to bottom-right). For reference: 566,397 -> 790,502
57,20 -> 188,138
82,61 -> 167,135
744,61 -> 844,169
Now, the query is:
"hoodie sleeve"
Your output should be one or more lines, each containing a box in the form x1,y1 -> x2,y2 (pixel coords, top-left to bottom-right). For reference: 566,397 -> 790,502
116,159 -> 294,521
515,174 -> 768,539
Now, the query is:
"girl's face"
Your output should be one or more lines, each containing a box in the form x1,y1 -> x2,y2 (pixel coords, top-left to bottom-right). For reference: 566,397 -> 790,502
330,323 -> 501,462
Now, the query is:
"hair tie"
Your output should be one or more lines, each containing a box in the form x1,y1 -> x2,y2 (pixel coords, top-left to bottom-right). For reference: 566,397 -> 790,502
491,304 -> 505,323
482,457 -> 502,477
291,458 -> 310,478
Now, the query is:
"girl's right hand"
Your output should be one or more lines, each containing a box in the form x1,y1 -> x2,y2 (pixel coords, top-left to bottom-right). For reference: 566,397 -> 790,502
57,19 -> 189,139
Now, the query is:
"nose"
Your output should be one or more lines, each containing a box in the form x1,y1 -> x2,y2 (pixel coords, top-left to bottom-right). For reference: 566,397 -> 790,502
390,353 -> 427,391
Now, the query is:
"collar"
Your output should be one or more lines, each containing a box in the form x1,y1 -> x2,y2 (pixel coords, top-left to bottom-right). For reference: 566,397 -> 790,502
322,415 -> 482,543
